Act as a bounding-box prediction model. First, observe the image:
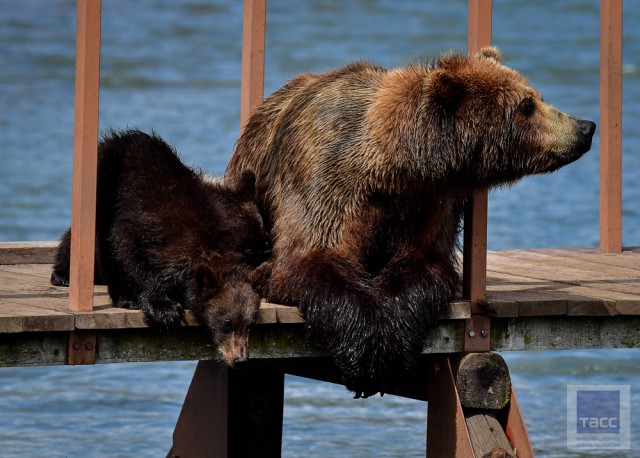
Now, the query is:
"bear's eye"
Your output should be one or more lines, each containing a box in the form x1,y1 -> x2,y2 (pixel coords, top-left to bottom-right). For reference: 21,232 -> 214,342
518,97 -> 536,117
221,319 -> 233,334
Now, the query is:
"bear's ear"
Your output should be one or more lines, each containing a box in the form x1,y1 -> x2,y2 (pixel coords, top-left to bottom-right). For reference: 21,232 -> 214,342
195,263 -> 221,295
478,46 -> 502,63
236,171 -> 256,200
428,70 -> 467,108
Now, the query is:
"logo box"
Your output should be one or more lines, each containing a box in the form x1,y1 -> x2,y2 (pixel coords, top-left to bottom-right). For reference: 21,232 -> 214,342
567,385 -> 630,450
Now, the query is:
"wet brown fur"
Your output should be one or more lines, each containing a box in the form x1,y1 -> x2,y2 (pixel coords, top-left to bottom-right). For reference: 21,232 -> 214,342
226,47 -> 595,396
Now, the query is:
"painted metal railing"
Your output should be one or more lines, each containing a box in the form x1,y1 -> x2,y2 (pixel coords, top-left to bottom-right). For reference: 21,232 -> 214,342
67,0 -> 624,320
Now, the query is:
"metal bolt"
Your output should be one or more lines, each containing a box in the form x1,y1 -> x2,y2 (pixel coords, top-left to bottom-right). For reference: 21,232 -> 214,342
85,342 -> 94,351
72,342 -> 81,351
481,329 -> 488,337
468,330 -> 476,338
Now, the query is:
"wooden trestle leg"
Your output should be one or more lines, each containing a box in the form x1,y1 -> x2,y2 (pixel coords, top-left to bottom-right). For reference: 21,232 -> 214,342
169,360 -> 285,458
427,354 -> 534,457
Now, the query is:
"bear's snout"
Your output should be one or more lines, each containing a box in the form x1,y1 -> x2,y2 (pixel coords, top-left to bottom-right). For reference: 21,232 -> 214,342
574,119 -> 596,155
578,119 -> 596,141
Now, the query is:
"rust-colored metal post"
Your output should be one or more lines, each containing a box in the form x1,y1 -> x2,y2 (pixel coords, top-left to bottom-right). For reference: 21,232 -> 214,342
463,0 -> 492,352
69,0 -> 101,312
240,0 -> 266,131
505,387 -> 535,458
170,361 -> 285,457
599,0 -> 623,253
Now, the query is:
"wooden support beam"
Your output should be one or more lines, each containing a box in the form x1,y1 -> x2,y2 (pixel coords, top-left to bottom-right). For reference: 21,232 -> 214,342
170,360 -> 285,458
430,353 -> 532,458
599,0 -> 623,253
464,0 -> 492,352
427,358 -> 475,457
240,0 -> 266,131
69,0 -> 101,312
456,353 -> 510,411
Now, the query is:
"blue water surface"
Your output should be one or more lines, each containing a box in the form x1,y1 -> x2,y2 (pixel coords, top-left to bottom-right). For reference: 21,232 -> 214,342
1,1 -> 639,456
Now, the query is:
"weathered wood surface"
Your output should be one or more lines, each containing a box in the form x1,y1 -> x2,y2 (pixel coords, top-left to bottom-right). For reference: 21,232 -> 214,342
466,414 -> 516,458
0,243 -> 638,366
455,353 -> 511,411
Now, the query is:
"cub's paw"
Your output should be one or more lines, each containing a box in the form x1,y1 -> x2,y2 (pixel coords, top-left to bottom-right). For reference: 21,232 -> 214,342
142,298 -> 185,331
50,271 -> 69,287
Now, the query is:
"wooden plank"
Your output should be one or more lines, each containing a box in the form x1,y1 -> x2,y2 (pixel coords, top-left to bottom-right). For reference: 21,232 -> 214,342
0,332 -> 69,367
487,253 -> 640,296
0,314 -> 638,368
74,306 -> 143,330
0,265 -> 57,283
0,242 -> 57,265
487,269 -> 629,317
490,249 -> 640,287
491,316 -> 640,351
466,414 -> 515,458
0,303 -> 74,333
524,247 -> 640,271
240,0 -> 266,130
599,0 -> 623,253
69,0 -> 102,312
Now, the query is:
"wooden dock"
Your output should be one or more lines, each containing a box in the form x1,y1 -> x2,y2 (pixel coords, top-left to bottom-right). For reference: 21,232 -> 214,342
2,243 -> 639,456
1,242 -> 638,367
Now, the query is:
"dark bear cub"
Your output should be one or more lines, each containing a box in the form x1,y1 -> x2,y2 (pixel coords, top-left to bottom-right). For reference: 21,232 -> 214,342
52,130 -> 268,367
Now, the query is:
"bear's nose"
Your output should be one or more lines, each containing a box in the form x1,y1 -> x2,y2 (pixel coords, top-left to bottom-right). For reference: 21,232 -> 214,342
578,120 -> 596,139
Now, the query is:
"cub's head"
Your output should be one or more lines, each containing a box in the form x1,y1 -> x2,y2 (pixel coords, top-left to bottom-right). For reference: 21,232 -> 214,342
190,262 -> 260,368
426,47 -> 595,187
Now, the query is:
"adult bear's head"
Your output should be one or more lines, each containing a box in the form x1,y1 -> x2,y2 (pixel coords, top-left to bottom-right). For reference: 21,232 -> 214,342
424,47 -> 595,186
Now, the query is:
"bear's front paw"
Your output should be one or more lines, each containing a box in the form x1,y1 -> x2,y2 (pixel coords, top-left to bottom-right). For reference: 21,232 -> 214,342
347,378 -> 389,399
50,271 -> 69,287
142,297 -> 185,331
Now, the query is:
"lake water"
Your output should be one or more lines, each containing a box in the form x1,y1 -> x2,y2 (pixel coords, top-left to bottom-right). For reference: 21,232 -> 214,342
1,0 -> 639,456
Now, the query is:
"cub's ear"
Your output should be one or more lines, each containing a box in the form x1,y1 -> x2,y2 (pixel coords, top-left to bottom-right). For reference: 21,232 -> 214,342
428,70 -> 467,108
478,46 -> 502,63
236,171 -> 256,200
195,263 -> 221,295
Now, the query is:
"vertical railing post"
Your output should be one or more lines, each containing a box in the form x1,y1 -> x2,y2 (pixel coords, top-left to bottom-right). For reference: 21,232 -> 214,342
599,0 -> 623,253
463,0 -> 492,352
240,0 -> 266,131
69,0 -> 101,312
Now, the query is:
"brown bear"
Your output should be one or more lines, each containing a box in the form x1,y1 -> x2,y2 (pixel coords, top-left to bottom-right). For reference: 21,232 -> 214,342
226,47 -> 595,396
52,130 -> 269,367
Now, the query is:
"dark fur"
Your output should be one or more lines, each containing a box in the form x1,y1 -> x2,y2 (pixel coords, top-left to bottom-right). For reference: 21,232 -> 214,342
52,130 -> 268,366
226,47 -> 595,397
